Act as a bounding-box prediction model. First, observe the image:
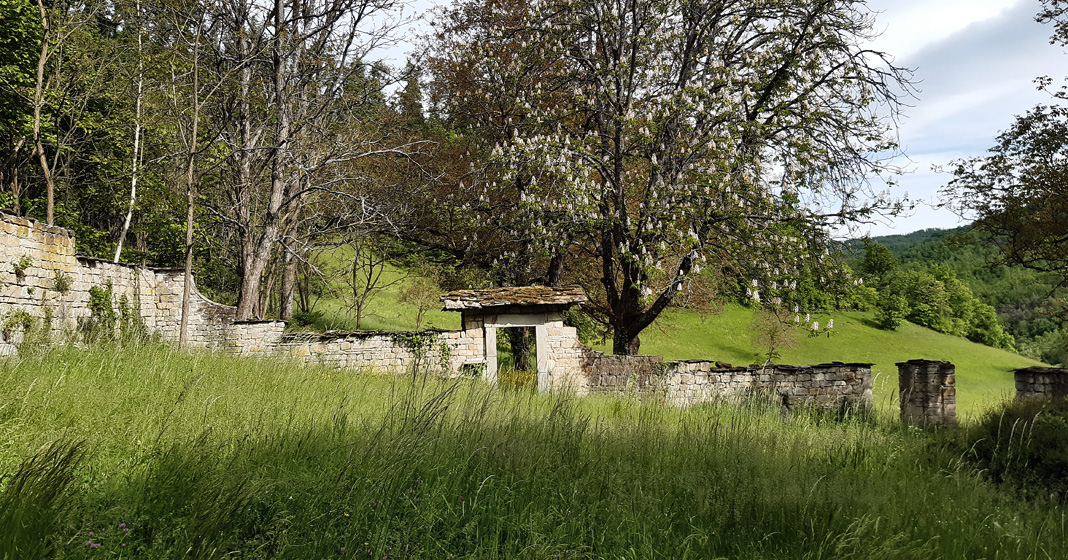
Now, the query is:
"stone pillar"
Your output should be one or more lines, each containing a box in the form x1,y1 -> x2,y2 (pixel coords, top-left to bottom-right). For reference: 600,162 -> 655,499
897,360 -> 957,427
1014,367 -> 1068,400
535,324 -> 549,392
484,326 -> 498,385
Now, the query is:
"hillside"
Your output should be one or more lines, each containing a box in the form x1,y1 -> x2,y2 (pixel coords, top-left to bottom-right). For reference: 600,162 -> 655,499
590,304 -> 1043,419
304,259 -> 1039,418
857,226 -> 1067,366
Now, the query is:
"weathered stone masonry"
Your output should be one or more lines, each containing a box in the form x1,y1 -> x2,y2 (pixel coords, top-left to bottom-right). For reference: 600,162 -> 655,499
0,211 -> 236,349
1014,366 -> 1068,400
0,212 -> 874,410
579,353 -> 874,410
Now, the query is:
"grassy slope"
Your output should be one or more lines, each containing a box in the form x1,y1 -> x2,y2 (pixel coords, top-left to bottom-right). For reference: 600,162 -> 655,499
302,246 -> 460,332
307,253 -> 1042,418
592,305 -> 1045,419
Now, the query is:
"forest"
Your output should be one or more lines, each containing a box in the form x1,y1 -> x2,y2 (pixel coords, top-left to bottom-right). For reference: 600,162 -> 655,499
0,0 -> 1064,361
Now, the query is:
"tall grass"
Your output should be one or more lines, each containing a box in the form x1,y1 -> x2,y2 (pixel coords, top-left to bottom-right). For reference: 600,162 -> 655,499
1,345 -> 1065,558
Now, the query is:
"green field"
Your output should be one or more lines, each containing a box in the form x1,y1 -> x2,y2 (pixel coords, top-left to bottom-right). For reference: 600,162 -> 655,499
590,305 -> 1045,419
307,258 -> 1042,418
1,345 -> 1066,558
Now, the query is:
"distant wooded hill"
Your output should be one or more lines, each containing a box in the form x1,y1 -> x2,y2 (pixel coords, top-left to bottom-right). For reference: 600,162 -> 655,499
845,227 -> 1066,366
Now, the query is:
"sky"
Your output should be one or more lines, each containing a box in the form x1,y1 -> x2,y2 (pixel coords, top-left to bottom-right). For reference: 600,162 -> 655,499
860,0 -> 1065,235
385,0 -> 1066,237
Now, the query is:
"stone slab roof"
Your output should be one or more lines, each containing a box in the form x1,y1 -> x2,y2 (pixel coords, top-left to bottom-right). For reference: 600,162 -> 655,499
441,285 -> 587,311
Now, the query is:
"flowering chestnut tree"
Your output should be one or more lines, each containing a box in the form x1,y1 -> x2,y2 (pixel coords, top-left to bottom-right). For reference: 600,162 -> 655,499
431,0 -> 911,354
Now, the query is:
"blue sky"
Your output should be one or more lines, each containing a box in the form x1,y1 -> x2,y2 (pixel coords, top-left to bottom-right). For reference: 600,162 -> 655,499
862,0 -> 1065,235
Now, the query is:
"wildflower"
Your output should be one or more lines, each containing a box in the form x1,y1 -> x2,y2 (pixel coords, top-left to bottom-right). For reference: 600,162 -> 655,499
118,523 -> 126,529
811,321 -> 819,331
828,319 -> 834,329
89,532 -> 95,537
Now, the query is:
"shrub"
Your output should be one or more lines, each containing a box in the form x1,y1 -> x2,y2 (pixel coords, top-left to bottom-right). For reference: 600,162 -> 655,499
10,255 -> 31,283
962,398 -> 1068,500
874,291 -> 908,330
52,269 -> 71,294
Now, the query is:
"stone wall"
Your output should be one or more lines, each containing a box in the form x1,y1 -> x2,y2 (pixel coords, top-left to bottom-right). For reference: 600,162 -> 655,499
219,316 -> 487,374
0,211 -> 234,349
580,352 -> 873,410
0,211 -> 884,412
1014,367 -> 1068,400
898,360 -> 957,427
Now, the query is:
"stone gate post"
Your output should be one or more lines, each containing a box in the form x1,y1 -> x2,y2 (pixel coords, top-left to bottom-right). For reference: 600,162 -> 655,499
897,360 -> 957,427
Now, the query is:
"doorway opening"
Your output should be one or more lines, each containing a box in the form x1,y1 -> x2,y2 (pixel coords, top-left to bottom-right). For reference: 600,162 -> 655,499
496,326 -> 537,390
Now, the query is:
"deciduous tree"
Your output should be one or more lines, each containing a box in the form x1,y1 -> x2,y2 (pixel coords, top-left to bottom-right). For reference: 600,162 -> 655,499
431,0 -> 912,354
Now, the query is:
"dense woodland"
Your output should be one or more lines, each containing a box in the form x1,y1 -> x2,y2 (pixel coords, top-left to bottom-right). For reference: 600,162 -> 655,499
853,229 -> 1068,366
0,0 -> 1065,359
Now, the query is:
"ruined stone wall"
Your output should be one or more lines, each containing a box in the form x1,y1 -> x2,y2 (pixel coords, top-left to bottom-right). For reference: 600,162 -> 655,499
541,320 -> 589,391
0,211 -> 234,348
898,360 -> 957,427
259,327 -> 485,374
1014,367 -> 1068,400
582,353 -> 873,410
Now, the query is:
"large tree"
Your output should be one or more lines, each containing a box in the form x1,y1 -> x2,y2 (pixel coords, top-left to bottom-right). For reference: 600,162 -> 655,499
944,105 -> 1068,287
431,0 -> 911,354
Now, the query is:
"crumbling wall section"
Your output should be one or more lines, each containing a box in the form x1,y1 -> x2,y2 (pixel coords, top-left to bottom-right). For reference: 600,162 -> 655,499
582,354 -> 873,410
0,211 -> 234,348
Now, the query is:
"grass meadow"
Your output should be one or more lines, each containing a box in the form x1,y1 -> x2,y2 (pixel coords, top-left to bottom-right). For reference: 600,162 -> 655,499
2,344 -> 1066,559
296,253 -> 1042,418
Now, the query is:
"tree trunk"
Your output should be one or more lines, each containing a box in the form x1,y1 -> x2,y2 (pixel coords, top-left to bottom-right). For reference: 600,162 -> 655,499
280,249 -> 296,320
178,25 -> 202,348
115,4 -> 143,263
512,327 -> 534,370
33,0 -> 54,225
611,326 -> 641,356
235,0 -> 289,320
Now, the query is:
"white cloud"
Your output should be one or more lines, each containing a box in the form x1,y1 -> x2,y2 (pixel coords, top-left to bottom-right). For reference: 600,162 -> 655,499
867,0 -> 1023,59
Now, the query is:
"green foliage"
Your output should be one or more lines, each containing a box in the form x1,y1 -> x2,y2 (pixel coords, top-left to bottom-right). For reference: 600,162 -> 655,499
563,306 -> 600,345
859,239 -> 897,285
10,255 -> 31,283
865,266 -> 1016,349
874,291 -> 908,330
961,397 -> 1068,500
849,226 -> 1062,357
2,309 -> 34,340
289,310 -> 325,328
52,269 -> 71,294
0,0 -> 39,137
1019,329 -> 1068,367
81,280 -> 116,341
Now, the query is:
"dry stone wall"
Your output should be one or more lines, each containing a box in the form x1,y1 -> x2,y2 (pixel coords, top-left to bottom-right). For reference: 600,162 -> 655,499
580,352 -> 873,410
898,360 -> 957,427
1014,367 -> 1068,400
0,212 -> 235,349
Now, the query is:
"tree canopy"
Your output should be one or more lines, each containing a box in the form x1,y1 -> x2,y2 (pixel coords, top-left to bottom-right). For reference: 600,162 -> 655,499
429,0 -> 912,353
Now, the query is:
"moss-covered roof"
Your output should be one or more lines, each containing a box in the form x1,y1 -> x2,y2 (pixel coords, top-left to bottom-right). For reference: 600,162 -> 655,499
440,286 -> 587,311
